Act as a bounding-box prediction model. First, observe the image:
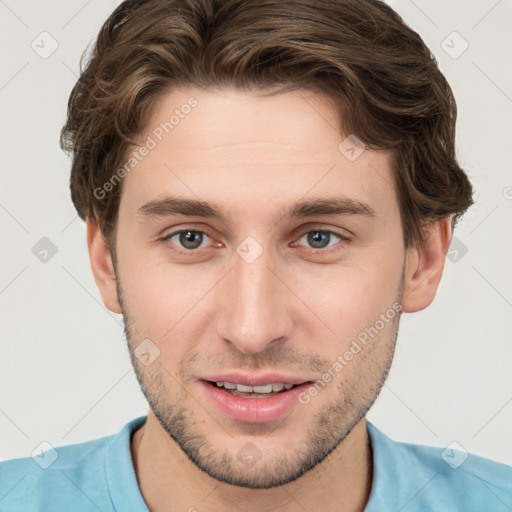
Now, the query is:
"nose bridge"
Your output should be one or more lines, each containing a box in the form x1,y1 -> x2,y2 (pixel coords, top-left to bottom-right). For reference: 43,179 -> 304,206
215,241 -> 291,354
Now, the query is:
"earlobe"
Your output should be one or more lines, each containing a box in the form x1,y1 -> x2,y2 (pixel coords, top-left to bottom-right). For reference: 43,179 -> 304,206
86,218 -> 122,314
401,217 -> 453,313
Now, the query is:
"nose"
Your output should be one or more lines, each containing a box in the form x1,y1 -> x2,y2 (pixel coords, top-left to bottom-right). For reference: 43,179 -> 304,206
214,244 -> 294,355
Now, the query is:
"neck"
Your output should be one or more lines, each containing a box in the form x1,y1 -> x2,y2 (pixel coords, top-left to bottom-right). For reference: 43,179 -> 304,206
131,412 -> 373,512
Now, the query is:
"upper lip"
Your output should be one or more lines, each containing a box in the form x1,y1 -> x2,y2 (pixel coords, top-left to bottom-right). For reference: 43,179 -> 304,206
200,372 -> 313,387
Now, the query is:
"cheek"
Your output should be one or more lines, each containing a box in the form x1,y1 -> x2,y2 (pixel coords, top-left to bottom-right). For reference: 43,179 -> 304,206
118,220 -> 403,348
292,261 -> 400,340
120,258 -> 217,344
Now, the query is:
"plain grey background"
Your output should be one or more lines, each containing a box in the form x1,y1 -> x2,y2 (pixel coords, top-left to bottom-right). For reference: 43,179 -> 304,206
1,0 -> 511,466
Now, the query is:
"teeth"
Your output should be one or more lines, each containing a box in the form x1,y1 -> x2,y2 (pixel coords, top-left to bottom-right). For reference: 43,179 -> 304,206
215,381 -> 296,393
252,384 -> 273,393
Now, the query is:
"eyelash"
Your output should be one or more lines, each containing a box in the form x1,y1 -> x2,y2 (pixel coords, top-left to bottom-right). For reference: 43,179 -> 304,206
162,226 -> 350,255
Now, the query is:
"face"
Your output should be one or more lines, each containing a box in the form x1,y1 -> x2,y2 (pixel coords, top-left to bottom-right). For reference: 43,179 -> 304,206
110,87 -> 406,488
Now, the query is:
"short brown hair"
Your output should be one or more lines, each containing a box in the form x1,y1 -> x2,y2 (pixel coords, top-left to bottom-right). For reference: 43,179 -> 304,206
60,0 -> 473,249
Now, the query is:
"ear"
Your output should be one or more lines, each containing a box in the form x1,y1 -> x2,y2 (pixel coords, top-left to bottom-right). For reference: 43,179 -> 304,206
401,216 -> 453,313
86,217 -> 122,314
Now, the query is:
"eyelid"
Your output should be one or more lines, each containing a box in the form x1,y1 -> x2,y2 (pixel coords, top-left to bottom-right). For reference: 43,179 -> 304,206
294,223 -> 352,239
163,225 -> 215,239
292,228 -> 350,254
162,226 -> 219,251
161,224 -> 352,253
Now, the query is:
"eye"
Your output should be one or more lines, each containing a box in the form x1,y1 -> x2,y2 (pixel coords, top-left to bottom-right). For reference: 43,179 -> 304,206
164,229 -> 214,251
162,227 -> 349,254
295,229 -> 349,251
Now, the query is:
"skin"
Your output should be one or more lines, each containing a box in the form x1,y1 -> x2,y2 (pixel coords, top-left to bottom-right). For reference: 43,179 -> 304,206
87,87 -> 452,512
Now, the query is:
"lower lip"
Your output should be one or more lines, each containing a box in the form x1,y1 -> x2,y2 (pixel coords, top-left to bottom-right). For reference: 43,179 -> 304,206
199,380 -> 312,424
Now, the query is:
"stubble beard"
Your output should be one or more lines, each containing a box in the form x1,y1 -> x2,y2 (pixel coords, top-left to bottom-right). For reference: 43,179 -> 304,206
116,265 -> 404,489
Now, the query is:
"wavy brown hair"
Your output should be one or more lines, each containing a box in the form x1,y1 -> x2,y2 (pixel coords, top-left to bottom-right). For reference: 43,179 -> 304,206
60,0 -> 473,249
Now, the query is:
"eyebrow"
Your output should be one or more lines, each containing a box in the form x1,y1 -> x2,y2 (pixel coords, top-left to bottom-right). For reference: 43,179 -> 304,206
137,196 -> 376,223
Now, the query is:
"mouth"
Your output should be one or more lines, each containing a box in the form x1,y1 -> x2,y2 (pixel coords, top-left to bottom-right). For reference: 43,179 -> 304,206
199,379 -> 314,424
204,380 -> 307,398
205,380 -> 311,398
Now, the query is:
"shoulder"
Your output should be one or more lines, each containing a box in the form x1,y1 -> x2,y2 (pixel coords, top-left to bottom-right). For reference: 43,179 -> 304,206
366,422 -> 512,511
0,435 -> 114,512
0,415 -> 148,512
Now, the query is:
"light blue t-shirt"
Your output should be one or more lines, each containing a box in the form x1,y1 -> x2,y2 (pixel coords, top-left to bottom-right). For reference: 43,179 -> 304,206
1,416 -> 510,511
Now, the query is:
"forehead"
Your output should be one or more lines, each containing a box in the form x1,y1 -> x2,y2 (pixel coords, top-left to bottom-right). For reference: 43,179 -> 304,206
118,87 -> 397,224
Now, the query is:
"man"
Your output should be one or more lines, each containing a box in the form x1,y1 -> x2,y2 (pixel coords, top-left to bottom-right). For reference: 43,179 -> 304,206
1,0 -> 510,510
